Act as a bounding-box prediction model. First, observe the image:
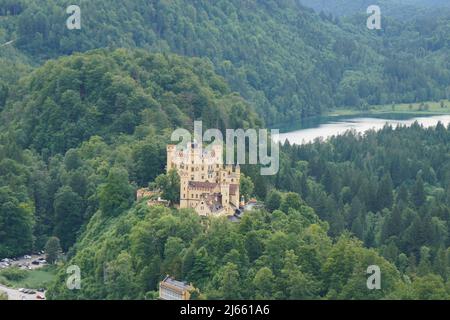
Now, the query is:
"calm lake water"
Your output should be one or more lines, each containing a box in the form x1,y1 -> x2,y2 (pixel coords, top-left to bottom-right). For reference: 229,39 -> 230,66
275,113 -> 450,145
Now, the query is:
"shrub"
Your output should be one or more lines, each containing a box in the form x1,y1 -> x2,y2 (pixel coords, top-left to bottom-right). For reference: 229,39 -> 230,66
0,267 -> 28,281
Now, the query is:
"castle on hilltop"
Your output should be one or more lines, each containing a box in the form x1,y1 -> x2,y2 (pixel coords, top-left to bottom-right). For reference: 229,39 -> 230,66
167,143 -> 241,217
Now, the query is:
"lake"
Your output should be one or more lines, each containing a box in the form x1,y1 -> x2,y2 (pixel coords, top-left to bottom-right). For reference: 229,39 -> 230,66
275,113 -> 450,145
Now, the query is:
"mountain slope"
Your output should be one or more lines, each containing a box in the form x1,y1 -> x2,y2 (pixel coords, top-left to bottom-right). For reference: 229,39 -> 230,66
299,0 -> 450,17
2,0 -> 449,125
47,201 -> 404,300
2,48 -> 261,154
0,48 -> 262,255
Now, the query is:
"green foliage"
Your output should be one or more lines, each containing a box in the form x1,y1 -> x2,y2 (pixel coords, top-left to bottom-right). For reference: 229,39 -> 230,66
98,167 -> 134,217
0,266 -> 57,290
0,81 -> 8,109
45,236 -> 62,264
239,174 -> 254,202
280,192 -> 304,213
0,48 -> 260,257
2,1 -> 450,124
0,267 -> 27,281
1,0 -> 450,301
3,49 -> 261,154
154,169 -> 180,205
46,201 -> 408,300
0,186 -> 34,257
265,190 -> 282,212
53,186 -> 83,250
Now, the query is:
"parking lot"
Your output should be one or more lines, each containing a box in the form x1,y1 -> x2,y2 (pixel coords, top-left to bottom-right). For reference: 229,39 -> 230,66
0,254 -> 47,270
0,254 -> 48,301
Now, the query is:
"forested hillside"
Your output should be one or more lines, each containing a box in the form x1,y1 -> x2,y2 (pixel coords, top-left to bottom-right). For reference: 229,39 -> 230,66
47,123 -> 450,300
1,0 -> 450,300
2,48 -> 260,154
0,49 -> 260,257
299,0 -> 450,17
1,0 -> 450,123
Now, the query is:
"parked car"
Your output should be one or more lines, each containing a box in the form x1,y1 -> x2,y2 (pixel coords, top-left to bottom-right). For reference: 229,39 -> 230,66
36,294 -> 45,300
31,260 -> 40,265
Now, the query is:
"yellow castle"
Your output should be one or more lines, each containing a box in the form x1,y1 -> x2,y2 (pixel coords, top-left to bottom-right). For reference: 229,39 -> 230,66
167,143 -> 240,217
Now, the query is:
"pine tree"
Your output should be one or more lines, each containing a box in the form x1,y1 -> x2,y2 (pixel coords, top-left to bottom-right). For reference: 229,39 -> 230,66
412,175 -> 426,208
377,174 -> 394,210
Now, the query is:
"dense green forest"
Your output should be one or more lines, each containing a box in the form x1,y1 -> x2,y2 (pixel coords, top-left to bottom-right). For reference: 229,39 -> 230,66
0,48 -> 260,256
1,0 -> 450,300
45,123 -> 450,300
1,0 -> 450,123
300,0 -> 450,17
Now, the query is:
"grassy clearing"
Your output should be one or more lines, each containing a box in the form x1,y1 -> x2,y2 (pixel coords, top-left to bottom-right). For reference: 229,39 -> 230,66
0,266 -> 57,289
327,100 -> 450,117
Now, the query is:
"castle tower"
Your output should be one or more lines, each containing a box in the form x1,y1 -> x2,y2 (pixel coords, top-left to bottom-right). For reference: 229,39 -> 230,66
166,142 -> 240,217
221,182 -> 230,213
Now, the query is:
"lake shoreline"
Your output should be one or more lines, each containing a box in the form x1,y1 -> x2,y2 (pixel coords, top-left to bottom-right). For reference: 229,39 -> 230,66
275,113 -> 450,145
271,100 -> 450,132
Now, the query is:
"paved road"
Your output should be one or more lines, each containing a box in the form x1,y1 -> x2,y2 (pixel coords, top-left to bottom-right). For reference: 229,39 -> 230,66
0,284 -> 45,300
0,254 -> 47,300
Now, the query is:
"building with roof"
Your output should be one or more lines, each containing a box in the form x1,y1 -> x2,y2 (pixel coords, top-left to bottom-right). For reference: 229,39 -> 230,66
167,143 -> 240,217
159,276 -> 194,300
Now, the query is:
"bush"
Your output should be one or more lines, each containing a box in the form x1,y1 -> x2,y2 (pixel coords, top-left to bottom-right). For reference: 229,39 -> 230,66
0,267 -> 28,281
